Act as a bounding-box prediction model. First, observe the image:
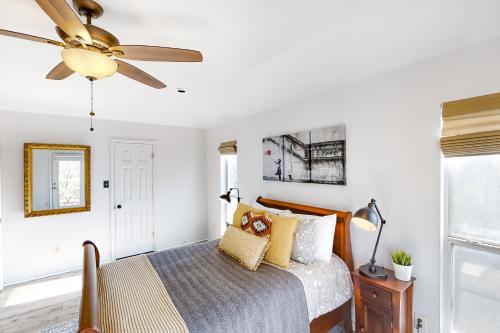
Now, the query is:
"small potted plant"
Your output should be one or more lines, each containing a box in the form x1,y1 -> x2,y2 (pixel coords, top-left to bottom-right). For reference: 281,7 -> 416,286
391,250 -> 413,281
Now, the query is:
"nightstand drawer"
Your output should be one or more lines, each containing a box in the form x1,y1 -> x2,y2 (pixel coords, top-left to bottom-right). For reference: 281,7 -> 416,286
353,270 -> 415,333
360,281 -> 392,310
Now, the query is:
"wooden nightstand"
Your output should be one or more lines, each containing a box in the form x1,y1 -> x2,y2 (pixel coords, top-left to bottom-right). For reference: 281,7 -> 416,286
352,269 -> 415,333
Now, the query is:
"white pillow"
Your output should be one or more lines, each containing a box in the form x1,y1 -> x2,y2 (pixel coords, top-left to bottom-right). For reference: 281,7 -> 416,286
313,214 -> 337,262
252,202 -> 292,216
294,213 -> 320,220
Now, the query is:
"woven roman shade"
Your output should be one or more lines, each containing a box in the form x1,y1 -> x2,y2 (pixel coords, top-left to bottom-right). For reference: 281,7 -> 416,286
218,140 -> 237,155
441,92 -> 500,157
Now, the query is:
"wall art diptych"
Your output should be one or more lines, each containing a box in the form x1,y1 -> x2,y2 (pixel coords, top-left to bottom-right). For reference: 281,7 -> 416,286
263,125 -> 346,185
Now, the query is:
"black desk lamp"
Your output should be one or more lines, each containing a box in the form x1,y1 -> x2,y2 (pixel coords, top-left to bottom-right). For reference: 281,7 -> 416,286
352,198 -> 388,279
219,187 -> 241,203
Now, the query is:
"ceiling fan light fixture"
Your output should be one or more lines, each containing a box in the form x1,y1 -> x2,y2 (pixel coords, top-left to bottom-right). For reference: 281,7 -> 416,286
61,48 -> 117,79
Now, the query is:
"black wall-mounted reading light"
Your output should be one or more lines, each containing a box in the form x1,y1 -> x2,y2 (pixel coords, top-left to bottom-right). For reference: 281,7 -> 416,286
352,198 -> 388,279
219,187 -> 241,203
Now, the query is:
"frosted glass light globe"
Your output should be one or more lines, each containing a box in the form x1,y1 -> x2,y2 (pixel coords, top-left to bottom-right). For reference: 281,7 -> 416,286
61,48 -> 117,79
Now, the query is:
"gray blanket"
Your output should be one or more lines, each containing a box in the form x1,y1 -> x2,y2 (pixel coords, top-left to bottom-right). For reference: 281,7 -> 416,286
147,240 -> 310,333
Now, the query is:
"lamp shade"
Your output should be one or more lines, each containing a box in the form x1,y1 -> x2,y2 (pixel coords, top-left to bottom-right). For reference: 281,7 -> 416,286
352,206 -> 378,231
61,48 -> 118,79
219,191 -> 231,203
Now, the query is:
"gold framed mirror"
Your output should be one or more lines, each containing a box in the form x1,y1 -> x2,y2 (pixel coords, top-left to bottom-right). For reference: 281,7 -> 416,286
24,143 -> 91,218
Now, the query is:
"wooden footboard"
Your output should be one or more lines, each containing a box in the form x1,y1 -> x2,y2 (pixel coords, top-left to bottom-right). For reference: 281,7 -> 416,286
79,240 -> 101,333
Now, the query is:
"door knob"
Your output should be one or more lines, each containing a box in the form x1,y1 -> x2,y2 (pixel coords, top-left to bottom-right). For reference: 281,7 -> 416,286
116,204 -> 122,209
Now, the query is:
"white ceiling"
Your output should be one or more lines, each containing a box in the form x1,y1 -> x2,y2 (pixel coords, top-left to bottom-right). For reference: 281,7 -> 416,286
1,0 -> 500,128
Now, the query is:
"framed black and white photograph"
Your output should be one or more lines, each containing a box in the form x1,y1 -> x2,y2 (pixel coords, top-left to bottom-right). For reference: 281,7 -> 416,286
262,125 -> 346,185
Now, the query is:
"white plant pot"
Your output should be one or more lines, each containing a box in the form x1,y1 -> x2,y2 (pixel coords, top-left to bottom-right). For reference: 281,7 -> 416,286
393,262 -> 413,281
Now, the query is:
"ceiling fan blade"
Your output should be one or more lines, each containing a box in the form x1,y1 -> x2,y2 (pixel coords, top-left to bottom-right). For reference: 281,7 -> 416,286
111,45 -> 203,62
35,0 -> 92,45
116,60 -> 166,89
0,29 -> 64,47
46,62 -> 74,80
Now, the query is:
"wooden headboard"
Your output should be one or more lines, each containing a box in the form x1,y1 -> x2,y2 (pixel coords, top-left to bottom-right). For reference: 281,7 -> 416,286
256,196 -> 354,271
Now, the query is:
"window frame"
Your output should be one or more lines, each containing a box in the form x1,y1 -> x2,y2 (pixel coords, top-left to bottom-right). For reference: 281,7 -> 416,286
442,157 -> 500,333
220,155 -> 229,230
219,154 -> 238,235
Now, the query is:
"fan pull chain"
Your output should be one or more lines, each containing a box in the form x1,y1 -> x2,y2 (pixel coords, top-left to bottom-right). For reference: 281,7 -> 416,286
89,78 -> 95,132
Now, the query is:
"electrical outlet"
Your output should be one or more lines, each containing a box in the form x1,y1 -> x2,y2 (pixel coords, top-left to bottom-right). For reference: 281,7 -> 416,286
414,313 -> 427,333
53,245 -> 61,255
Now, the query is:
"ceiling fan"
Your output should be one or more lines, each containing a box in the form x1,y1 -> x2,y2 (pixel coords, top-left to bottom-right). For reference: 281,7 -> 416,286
0,0 -> 203,89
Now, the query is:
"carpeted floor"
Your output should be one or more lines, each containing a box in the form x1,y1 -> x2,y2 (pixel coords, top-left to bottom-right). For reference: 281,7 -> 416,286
39,319 -> 78,333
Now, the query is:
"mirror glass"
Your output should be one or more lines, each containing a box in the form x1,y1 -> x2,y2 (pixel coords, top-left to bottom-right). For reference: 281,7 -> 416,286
25,144 -> 91,217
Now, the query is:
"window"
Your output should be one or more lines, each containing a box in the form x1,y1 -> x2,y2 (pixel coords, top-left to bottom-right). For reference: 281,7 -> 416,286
444,154 -> 500,332
51,152 -> 85,209
220,154 -> 237,235
55,158 -> 83,207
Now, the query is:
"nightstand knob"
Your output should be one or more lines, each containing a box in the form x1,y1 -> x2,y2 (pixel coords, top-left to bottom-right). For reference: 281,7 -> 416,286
360,327 -> 365,332
372,291 -> 377,299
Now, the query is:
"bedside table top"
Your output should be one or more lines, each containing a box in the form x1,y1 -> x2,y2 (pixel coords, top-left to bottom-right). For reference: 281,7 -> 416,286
352,268 -> 415,294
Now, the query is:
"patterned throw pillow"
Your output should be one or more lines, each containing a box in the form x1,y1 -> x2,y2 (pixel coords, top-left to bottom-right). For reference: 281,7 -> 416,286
232,203 -> 265,229
291,217 -> 317,264
240,211 -> 252,229
241,212 -> 272,237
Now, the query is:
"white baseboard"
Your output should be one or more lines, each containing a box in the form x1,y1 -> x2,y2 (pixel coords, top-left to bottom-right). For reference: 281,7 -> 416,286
4,239 -> 207,287
4,259 -> 112,288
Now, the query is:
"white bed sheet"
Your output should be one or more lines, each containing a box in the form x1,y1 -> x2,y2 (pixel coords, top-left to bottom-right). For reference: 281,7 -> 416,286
288,254 -> 353,321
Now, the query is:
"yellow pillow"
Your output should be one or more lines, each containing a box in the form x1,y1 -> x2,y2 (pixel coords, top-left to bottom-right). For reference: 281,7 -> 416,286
232,203 -> 265,229
264,213 -> 299,268
218,226 -> 269,271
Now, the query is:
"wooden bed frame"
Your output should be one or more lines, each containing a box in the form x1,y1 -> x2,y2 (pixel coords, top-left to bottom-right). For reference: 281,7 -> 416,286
79,196 -> 354,333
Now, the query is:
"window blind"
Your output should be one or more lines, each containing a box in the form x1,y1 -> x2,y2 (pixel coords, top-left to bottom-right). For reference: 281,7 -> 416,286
441,92 -> 500,157
218,140 -> 237,155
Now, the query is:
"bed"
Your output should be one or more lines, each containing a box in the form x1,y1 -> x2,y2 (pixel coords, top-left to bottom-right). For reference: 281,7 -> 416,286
78,197 -> 354,333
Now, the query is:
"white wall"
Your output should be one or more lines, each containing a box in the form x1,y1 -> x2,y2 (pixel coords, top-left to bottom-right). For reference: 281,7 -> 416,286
205,37 -> 500,332
0,133 -> 3,290
0,110 -> 207,285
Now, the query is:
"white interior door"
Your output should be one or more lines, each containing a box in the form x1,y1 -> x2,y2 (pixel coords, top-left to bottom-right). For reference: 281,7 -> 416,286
113,142 -> 154,259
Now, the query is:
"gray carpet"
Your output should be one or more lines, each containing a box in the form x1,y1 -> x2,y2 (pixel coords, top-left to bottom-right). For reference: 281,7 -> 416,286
39,319 -> 78,333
